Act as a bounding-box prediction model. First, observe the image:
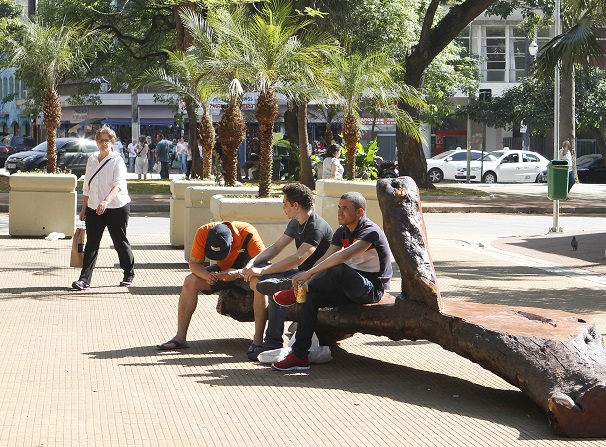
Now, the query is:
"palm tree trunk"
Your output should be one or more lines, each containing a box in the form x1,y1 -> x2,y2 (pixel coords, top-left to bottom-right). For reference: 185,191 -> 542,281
43,88 -> 61,173
198,112 -> 214,179
256,88 -> 278,198
217,104 -> 246,186
297,101 -> 314,188
184,99 -> 200,177
342,112 -> 360,180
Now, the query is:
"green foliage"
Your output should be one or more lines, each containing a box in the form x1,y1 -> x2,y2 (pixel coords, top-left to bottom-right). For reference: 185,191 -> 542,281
341,138 -> 379,180
0,0 -> 23,36
460,76 -> 553,135
460,65 -> 606,139
36,0 -> 176,89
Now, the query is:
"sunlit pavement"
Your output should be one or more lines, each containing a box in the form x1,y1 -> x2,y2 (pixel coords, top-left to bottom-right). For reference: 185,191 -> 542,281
0,199 -> 605,445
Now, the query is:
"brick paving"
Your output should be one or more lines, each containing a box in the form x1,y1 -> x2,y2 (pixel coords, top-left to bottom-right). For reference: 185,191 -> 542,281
1,202 -> 606,445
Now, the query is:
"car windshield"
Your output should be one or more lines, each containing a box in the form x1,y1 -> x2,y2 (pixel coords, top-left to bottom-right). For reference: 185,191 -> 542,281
430,150 -> 456,160
481,151 -> 502,161
32,142 -> 48,152
576,154 -> 601,165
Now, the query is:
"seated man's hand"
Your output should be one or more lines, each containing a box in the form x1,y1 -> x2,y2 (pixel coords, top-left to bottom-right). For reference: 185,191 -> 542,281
242,266 -> 264,282
215,268 -> 243,282
292,270 -> 312,288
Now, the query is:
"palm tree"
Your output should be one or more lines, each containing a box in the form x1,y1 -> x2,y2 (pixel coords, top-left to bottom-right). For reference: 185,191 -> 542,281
326,51 -> 425,180
532,0 -> 606,177
139,49 -> 218,178
206,0 -> 338,197
2,18 -> 108,172
180,10 -> 247,185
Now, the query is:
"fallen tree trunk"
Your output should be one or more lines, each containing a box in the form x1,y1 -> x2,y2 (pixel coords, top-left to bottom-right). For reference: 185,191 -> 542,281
217,176 -> 606,437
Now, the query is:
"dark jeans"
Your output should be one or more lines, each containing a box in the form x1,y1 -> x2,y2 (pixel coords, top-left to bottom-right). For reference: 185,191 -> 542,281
186,160 -> 193,178
148,150 -> 155,172
292,264 -> 382,359
259,268 -> 299,348
79,204 -> 134,284
160,161 -> 170,179
568,170 -> 576,192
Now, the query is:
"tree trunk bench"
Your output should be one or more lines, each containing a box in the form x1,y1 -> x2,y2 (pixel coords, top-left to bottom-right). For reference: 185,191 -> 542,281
216,177 -> 606,438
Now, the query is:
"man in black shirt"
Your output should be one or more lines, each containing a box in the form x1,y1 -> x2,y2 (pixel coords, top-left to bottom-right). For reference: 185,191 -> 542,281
242,183 -> 333,360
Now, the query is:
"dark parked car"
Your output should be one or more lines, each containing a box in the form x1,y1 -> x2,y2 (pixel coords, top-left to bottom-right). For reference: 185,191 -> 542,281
0,136 -> 37,167
576,153 -> 605,183
5,138 -> 98,177
538,153 -> 605,184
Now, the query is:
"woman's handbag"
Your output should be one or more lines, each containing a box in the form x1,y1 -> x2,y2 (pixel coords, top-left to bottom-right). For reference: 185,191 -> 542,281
70,227 -> 86,268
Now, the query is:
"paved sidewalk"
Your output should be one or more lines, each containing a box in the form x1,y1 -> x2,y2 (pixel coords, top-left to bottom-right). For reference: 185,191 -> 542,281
1,211 -> 605,445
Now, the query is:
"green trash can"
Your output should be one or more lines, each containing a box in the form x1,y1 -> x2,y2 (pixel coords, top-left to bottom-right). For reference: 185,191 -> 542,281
547,160 -> 569,200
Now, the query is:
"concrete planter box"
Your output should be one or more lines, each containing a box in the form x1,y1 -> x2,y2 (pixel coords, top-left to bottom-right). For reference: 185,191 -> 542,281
9,173 -> 78,237
183,186 -> 258,261
210,195 -> 295,262
169,179 -> 215,247
315,179 -> 382,229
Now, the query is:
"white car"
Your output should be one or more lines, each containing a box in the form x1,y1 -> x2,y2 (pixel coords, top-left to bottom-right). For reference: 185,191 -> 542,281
426,149 -> 484,183
455,149 -> 549,183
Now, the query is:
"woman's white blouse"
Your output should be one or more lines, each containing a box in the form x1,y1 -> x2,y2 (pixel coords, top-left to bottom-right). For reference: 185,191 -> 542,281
82,150 -> 131,209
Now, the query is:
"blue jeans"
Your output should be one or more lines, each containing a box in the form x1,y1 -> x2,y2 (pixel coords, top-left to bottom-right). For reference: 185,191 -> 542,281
259,269 -> 299,348
568,170 -> 576,192
128,157 -> 135,173
178,153 -> 187,174
291,264 -> 382,359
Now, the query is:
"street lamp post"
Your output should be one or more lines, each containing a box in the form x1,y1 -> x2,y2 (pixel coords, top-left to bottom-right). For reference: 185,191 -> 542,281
522,38 -> 539,151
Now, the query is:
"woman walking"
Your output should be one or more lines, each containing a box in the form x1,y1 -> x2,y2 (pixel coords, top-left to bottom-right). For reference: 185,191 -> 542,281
72,126 -> 135,290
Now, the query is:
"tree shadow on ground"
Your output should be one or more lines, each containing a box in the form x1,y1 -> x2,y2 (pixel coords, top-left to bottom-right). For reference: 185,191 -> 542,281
82,336 -> 573,441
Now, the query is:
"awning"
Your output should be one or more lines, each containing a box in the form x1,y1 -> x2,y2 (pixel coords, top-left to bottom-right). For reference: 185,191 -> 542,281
101,118 -> 177,126
68,118 -> 104,133
102,118 -> 131,126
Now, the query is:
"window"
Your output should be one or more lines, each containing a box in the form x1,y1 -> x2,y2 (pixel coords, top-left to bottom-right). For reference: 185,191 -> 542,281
523,153 -> 539,163
451,153 -> 469,161
483,27 -> 506,81
510,28 -> 527,81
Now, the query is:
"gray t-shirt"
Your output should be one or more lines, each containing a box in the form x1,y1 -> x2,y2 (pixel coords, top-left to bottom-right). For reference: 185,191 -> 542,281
284,211 -> 333,271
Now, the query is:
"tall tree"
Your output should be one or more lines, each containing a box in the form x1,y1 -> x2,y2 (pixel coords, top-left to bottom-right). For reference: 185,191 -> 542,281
139,49 -> 220,178
397,0 -> 500,187
206,0 -> 338,197
531,0 -> 606,178
1,18 -> 108,172
326,51 -> 424,180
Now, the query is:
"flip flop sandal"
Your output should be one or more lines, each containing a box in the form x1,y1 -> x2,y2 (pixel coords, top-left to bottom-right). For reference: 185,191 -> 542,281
246,344 -> 264,361
157,339 -> 189,350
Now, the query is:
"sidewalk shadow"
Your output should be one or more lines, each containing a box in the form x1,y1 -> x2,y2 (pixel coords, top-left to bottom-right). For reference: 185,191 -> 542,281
84,337 -> 561,440
83,337 -> 249,361
493,232 -> 606,275
185,346 -> 559,441
433,262 -> 606,315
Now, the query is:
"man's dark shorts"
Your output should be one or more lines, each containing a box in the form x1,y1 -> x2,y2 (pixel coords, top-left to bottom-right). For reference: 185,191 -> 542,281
202,264 -> 252,294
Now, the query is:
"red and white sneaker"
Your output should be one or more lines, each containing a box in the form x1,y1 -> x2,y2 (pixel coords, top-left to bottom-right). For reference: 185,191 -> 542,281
271,352 -> 310,371
273,288 -> 297,306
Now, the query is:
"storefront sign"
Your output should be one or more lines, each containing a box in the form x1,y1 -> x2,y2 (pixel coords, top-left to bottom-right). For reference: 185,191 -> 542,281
73,107 -> 88,122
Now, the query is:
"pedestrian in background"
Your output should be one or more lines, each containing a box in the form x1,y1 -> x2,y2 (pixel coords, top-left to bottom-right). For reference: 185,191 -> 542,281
127,138 -> 137,173
134,136 -> 149,180
72,125 -> 134,291
559,140 -> 575,192
176,137 -> 187,175
147,135 -> 156,174
155,133 -> 171,179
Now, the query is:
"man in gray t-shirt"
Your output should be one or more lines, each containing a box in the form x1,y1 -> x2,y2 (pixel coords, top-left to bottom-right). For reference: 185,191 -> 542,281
242,183 -> 333,360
